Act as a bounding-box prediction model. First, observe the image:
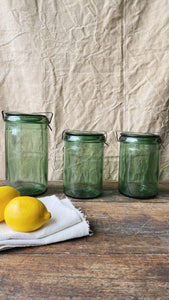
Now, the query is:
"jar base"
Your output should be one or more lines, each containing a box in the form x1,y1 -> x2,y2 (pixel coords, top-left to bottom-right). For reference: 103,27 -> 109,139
64,183 -> 101,199
7,181 -> 47,196
64,191 -> 101,199
119,182 -> 158,199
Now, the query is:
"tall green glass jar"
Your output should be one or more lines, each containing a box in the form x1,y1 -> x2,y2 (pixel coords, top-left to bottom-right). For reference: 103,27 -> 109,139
118,132 -> 162,199
2,111 -> 52,196
63,131 -> 105,198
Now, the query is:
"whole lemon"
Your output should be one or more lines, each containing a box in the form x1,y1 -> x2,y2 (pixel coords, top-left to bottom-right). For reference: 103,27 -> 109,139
4,196 -> 51,232
0,186 -> 20,222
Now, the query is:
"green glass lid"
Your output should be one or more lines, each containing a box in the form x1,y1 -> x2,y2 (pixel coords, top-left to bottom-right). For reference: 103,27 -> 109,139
65,130 -> 104,136
2,111 -> 53,124
119,131 -> 162,143
120,131 -> 160,138
63,130 -> 106,142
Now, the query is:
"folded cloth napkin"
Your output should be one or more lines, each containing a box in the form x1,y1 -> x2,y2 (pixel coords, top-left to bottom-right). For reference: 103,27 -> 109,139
0,195 -> 91,251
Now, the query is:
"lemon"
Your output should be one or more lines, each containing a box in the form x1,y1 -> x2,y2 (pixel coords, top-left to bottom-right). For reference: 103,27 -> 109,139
4,196 -> 51,232
0,186 -> 20,222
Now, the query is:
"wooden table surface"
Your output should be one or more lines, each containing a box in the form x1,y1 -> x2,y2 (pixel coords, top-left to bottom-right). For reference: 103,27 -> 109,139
0,181 -> 169,299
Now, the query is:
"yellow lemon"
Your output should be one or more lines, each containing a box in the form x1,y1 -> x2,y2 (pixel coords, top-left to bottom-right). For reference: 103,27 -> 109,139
0,186 -> 20,222
4,196 -> 51,232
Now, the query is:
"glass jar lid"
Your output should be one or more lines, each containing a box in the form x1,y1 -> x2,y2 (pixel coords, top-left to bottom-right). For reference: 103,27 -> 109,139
2,111 -> 53,125
119,132 -> 162,144
63,130 -> 106,143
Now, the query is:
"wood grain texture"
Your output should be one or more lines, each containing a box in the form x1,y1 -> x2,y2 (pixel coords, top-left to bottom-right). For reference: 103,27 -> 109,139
0,181 -> 169,299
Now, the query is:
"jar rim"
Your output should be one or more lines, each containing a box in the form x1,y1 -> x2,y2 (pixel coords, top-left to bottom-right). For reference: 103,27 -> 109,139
64,130 -> 105,137
63,130 -> 106,142
120,131 -> 160,138
119,131 -> 162,143
2,111 -> 52,124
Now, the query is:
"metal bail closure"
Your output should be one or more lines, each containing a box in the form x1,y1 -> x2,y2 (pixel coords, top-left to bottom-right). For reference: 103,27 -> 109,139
100,131 -> 108,145
115,131 -> 122,142
46,112 -> 53,131
45,112 -> 53,124
62,129 -> 70,140
1,111 -> 6,121
104,132 -> 108,145
36,112 -> 53,131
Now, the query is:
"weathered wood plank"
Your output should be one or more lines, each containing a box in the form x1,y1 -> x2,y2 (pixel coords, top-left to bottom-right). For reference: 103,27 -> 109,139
1,232 -> 169,255
0,254 -> 168,299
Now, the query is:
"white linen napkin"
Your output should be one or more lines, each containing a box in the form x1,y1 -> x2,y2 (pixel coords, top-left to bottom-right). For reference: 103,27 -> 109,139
0,195 -> 91,251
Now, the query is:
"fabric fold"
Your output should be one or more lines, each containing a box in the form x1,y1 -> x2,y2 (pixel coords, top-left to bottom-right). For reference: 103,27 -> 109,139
0,195 -> 90,251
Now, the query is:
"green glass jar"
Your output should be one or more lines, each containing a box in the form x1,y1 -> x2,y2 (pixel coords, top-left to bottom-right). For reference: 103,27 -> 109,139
2,111 -> 52,196
118,132 -> 162,199
63,131 -> 105,198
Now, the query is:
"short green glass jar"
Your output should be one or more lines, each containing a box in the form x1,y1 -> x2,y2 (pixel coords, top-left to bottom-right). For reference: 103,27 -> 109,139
118,132 -> 162,199
63,131 -> 106,198
2,111 -> 52,196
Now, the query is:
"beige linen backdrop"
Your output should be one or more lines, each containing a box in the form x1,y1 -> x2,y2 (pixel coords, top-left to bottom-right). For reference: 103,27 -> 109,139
0,0 -> 169,181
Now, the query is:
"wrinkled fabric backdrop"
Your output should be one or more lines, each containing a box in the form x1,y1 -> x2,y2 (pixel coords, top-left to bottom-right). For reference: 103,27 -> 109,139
0,0 -> 169,181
